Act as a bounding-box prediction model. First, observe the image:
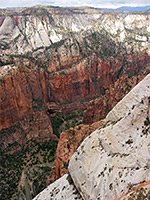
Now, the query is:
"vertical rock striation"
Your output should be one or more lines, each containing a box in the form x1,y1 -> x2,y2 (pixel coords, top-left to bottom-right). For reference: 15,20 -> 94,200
33,73 -> 150,200
69,73 -> 150,200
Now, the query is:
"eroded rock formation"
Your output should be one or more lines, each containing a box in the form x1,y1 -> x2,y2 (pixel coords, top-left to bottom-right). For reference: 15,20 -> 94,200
0,65 -> 56,151
83,63 -> 150,124
33,73 -> 150,200
54,120 -> 105,179
1,6 -> 150,199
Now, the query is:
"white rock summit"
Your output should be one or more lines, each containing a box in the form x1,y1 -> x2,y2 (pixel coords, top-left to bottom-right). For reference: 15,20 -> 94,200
1,13 -> 150,55
33,73 -> 150,199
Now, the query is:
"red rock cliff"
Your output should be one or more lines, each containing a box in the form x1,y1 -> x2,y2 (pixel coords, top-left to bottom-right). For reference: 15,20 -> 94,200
49,52 -> 150,114
0,65 -> 56,152
53,120 -> 105,179
1,52 -> 150,152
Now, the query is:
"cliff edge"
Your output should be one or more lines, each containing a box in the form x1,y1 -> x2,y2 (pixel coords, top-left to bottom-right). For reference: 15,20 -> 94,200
33,73 -> 150,199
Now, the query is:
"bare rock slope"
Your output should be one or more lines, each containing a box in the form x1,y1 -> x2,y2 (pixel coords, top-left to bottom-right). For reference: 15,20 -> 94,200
1,8 -> 150,55
34,73 -> 150,200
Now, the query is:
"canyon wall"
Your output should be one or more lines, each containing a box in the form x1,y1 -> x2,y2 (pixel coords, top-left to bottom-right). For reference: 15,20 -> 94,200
1,52 -> 150,150
0,65 -> 57,153
49,52 -> 150,112
52,61 -> 150,182
1,6 -> 150,199
33,73 -> 150,200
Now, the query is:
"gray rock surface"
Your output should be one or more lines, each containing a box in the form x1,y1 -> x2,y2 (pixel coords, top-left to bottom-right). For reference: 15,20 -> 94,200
69,73 -> 150,200
33,174 -> 82,200
33,74 -> 150,200
0,12 -> 150,55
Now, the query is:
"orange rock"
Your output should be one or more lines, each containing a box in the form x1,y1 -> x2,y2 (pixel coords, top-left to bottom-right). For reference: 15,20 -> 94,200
0,66 -> 54,152
1,52 -> 150,154
54,120 -> 105,179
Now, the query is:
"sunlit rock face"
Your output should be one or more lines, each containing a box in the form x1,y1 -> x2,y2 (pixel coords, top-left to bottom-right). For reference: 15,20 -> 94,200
0,8 -> 150,55
69,73 -> 150,200
33,174 -> 82,200
33,74 -> 150,200
0,65 -> 55,153
0,10 -> 102,54
1,7 -> 150,199
54,120 -> 105,180
1,8 -> 150,130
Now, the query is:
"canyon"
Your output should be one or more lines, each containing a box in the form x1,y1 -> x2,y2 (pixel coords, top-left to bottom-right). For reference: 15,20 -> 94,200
0,5 -> 150,200
34,73 -> 150,200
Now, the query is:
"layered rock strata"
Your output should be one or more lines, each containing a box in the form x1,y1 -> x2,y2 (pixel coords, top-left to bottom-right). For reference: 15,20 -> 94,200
69,73 -> 150,200
54,120 -> 105,179
1,7 -> 150,199
34,73 -> 150,200
0,65 -> 55,151
1,9 -> 150,55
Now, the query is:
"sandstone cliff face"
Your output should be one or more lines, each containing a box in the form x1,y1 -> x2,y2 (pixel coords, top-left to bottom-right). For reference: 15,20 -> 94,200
0,53 -> 145,131
43,56 -> 150,185
1,7 -> 150,129
83,63 -> 150,124
0,9 -> 102,55
0,65 -> 55,151
1,7 -> 150,200
69,73 -> 150,200
0,66 -> 33,131
54,120 -> 105,180
33,73 -> 150,200
33,174 -> 82,200
0,42 -> 150,190
49,52 -> 150,105
0,9 -> 150,55
2,52 -> 148,139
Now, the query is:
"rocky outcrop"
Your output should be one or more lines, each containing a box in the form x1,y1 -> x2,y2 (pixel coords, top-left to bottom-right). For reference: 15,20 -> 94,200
0,65 -> 44,131
33,174 -> 82,200
1,7 -> 150,132
54,120 -> 105,180
1,7 -> 150,199
49,52 -> 150,114
1,52 -> 150,132
47,60 -> 150,184
1,53 -> 150,154
69,73 -> 150,200
1,110 -> 55,154
34,73 -> 150,200
0,66 -> 32,131
0,8 -> 150,55
83,63 -> 150,124
0,65 -> 55,151
0,7 -> 102,55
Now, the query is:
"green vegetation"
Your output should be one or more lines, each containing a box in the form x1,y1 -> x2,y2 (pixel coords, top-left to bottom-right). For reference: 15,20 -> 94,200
0,150 -> 25,199
84,30 -> 123,60
127,187 -> 150,200
101,87 -> 109,96
125,139 -> 133,144
92,79 -> 98,90
33,98 -> 43,112
52,39 -> 65,49
0,111 -> 83,199
144,117 -> 150,126
131,11 -> 150,15
29,165 -> 52,197
0,139 -> 57,200
0,59 -> 14,67
51,111 -> 83,138
0,122 -> 23,142
117,65 -> 124,79
51,114 -> 64,138
21,7 -> 51,16
109,183 -> 113,190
